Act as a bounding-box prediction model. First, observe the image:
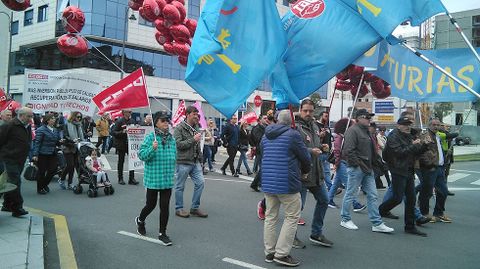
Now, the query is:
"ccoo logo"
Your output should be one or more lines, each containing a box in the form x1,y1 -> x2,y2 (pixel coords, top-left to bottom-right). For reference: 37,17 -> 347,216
290,0 -> 325,19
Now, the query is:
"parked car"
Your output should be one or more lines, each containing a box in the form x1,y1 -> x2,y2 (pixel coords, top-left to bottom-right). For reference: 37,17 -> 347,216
455,136 -> 471,146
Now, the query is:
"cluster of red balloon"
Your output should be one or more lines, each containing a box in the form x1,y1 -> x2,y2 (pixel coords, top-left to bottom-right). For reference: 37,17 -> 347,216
129,0 -> 197,66
0,88 -> 21,116
57,6 -> 88,58
335,64 -> 391,99
1,0 -> 30,11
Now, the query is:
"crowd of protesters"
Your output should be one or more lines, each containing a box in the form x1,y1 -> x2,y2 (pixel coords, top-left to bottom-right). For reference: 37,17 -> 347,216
0,100 -> 460,265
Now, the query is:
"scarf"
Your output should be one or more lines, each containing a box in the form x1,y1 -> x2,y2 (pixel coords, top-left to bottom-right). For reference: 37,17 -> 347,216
155,128 -> 171,147
67,121 -> 84,141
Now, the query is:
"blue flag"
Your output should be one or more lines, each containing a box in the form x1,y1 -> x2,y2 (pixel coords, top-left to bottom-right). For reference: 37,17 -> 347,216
185,0 -> 287,118
271,0 -> 381,103
338,0 -> 446,39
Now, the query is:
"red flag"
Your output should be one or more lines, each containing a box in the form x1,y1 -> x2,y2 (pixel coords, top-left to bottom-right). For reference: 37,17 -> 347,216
0,88 -> 7,108
93,68 -> 149,114
240,112 -> 257,124
171,100 -> 186,127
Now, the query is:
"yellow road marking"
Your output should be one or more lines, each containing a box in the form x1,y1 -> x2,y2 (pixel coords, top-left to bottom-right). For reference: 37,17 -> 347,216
27,207 -> 78,269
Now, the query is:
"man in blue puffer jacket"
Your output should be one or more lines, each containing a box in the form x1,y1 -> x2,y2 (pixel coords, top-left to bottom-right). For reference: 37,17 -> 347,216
261,110 -> 311,267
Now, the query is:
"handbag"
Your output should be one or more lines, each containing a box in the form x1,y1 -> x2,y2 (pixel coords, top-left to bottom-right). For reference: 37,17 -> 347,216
24,163 -> 38,181
327,151 -> 336,164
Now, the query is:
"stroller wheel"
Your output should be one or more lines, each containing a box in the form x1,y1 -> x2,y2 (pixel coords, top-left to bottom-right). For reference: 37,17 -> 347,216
109,186 -> 114,195
93,189 -> 98,197
104,188 -> 110,196
87,189 -> 95,198
73,185 -> 83,194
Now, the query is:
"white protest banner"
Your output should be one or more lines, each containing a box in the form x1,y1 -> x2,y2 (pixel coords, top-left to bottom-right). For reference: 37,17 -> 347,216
127,126 -> 154,170
24,69 -> 102,116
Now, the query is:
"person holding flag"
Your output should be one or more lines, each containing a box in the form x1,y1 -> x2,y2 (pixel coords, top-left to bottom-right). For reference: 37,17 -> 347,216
112,109 -> 138,185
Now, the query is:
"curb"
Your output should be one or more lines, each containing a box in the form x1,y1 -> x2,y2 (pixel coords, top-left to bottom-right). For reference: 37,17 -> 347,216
28,215 -> 44,269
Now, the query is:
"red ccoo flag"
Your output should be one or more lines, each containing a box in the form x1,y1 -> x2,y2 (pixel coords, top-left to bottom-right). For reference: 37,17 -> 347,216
93,68 -> 149,114
171,100 -> 186,127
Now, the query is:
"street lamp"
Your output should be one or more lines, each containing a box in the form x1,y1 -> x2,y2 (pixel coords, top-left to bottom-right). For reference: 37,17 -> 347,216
0,11 -> 13,94
120,7 -> 137,79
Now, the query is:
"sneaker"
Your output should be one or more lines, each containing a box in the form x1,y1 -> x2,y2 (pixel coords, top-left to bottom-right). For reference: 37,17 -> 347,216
435,214 -> 452,223
405,228 -> 427,237
97,182 -> 104,188
328,201 -> 338,209
340,220 -> 358,230
380,212 -> 400,219
273,255 -> 301,267
372,223 -> 394,233
265,253 -> 275,263
158,233 -> 172,246
58,179 -> 66,190
292,237 -> 306,249
297,218 -> 306,226
175,209 -> 190,218
415,216 -> 432,226
67,184 -> 73,190
353,204 -> 367,212
135,216 -> 146,236
309,234 -> 333,247
190,208 -> 208,218
429,215 -> 437,223
104,181 -> 112,187
257,201 -> 265,220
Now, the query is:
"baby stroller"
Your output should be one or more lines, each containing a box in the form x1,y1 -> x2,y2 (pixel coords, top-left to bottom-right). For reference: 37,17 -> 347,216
72,141 -> 114,198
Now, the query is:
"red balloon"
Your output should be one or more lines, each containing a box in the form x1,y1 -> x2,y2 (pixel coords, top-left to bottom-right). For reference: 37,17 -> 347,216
141,0 -> 161,22
335,70 -> 349,81
163,42 -> 176,55
184,19 -> 197,37
335,80 -> 355,92
163,4 -> 181,24
372,85 -> 391,99
170,24 -> 190,43
175,0 -> 184,4
178,56 -> 188,66
62,6 -> 85,33
1,0 -> 30,11
155,0 -> 167,11
350,83 -> 369,98
364,72 -> 377,82
155,18 -> 169,33
155,31 -> 173,45
370,78 -> 385,94
163,19 -> 174,29
128,0 -> 142,11
171,1 -> 186,22
173,42 -> 190,57
132,0 -> 144,3
347,64 -> 365,78
57,34 -> 88,58
165,0 -> 173,3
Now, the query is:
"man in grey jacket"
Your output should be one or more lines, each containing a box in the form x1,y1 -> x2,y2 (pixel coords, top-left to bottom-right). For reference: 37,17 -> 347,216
340,109 -> 394,233
174,106 -> 208,218
296,99 -> 333,247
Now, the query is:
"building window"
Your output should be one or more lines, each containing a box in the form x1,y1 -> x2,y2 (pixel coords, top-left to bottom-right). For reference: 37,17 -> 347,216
473,15 -> 480,26
11,21 -> 19,35
24,9 -> 34,26
38,5 -> 48,23
138,16 -> 154,27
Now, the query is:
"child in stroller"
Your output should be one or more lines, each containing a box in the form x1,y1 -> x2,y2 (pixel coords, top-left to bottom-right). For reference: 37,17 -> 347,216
73,142 -> 114,197
85,149 -> 111,188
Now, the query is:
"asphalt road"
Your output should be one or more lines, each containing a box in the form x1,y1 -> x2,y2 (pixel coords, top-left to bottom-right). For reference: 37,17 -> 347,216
20,154 -> 480,269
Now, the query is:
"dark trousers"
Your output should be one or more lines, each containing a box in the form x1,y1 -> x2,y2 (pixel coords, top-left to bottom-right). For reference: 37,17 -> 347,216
96,136 -> 108,153
379,172 -> 416,230
250,156 -> 262,189
211,145 -> 218,162
419,166 -> 448,216
60,152 -> 78,185
2,162 -> 24,211
221,146 -> 237,174
375,171 -> 391,187
139,188 -> 172,234
36,154 -> 58,191
117,149 -> 134,181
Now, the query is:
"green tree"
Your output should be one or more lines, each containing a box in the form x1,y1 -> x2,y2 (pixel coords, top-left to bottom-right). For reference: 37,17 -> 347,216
310,92 -> 322,107
433,102 -> 453,122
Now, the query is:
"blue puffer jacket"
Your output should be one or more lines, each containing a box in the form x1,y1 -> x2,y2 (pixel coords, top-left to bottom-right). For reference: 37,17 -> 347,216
33,125 -> 61,156
261,124 -> 311,194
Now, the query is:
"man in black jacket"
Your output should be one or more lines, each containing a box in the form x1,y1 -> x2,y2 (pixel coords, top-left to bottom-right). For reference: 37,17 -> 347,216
0,107 -> 33,217
112,110 -> 138,185
379,116 -> 429,236
220,115 -> 239,177
249,115 -> 268,191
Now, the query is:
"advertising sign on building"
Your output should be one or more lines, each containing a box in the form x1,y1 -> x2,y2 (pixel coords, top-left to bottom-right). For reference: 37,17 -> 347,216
24,69 -> 102,116
127,126 -> 154,170
373,99 -> 396,123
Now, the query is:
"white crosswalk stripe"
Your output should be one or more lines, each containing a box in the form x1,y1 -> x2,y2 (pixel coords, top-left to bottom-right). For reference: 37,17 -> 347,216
470,179 -> 480,186
447,173 -> 470,182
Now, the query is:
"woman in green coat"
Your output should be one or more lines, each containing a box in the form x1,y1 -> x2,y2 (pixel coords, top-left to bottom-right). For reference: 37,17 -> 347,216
135,111 -> 176,246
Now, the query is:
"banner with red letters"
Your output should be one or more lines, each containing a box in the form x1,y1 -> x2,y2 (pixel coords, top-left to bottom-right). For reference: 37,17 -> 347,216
93,68 -> 149,114
171,100 -> 186,127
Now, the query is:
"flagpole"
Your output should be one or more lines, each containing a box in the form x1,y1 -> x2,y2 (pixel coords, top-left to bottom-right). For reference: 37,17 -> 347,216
345,73 -> 365,133
150,95 -> 172,112
401,42 -> 480,100
140,67 -> 157,142
443,8 -> 480,64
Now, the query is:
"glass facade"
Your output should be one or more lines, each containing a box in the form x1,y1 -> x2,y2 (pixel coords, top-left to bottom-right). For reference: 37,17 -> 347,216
187,0 -> 201,20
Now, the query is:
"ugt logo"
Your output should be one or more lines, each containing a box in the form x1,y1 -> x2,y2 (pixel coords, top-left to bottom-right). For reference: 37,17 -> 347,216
100,75 -> 144,107
290,0 -> 325,19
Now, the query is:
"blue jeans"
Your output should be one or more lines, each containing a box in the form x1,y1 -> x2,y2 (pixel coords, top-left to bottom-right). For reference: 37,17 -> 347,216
236,149 -> 252,174
419,166 -> 448,216
341,166 -> 382,226
202,145 -> 213,170
319,153 -> 332,190
174,163 -> 205,211
328,160 -> 361,207
300,183 -> 328,236
382,184 -> 423,220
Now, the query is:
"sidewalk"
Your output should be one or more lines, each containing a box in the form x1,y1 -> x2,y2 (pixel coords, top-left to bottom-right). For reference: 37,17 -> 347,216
453,145 -> 480,156
0,211 -> 44,269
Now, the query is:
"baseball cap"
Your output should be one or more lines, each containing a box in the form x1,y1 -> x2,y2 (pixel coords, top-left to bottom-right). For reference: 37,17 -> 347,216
397,116 -> 414,125
355,109 -> 375,119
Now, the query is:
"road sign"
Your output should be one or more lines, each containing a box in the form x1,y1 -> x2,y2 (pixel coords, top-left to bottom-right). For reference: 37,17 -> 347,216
254,95 -> 262,107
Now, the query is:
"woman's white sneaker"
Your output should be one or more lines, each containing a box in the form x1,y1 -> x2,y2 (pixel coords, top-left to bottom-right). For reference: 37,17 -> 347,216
372,223 -> 394,233
340,220 -> 358,230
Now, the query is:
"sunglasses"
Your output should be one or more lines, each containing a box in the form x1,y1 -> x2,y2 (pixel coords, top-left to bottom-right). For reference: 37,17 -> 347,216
76,116 -> 82,119
359,115 -> 372,120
